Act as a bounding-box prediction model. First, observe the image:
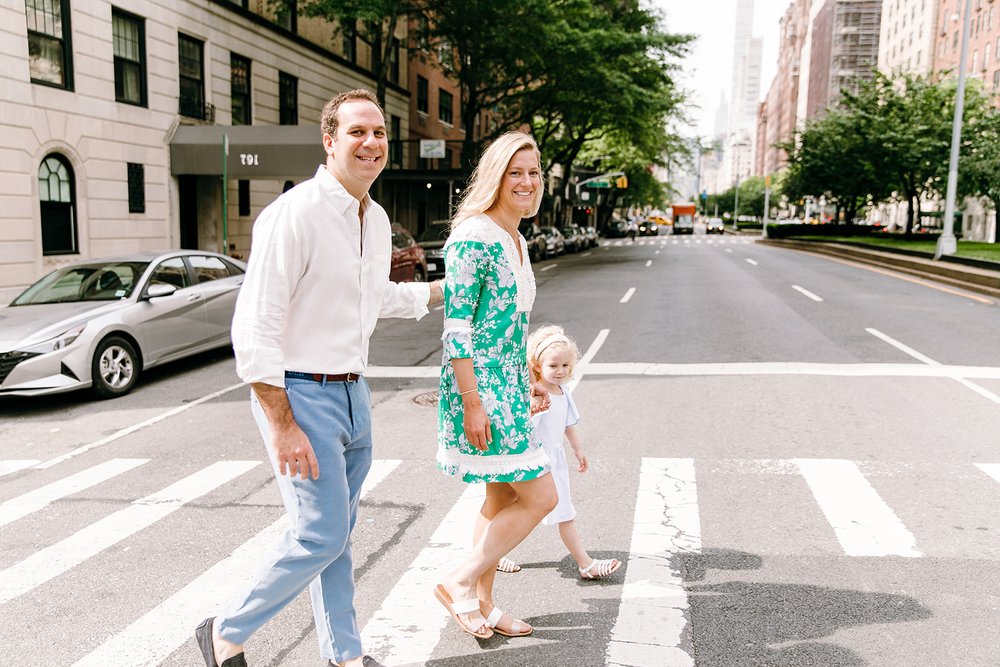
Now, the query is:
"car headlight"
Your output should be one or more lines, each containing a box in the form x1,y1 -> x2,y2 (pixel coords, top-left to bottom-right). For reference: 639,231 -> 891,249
15,324 -> 86,355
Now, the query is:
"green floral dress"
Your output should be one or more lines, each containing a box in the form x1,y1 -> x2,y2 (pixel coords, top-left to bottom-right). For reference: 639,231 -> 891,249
437,214 -> 550,483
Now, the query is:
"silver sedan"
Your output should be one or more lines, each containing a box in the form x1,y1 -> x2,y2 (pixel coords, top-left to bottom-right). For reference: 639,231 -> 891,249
0,250 -> 246,398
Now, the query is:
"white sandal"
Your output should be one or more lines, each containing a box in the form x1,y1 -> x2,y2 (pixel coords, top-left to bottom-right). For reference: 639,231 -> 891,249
485,606 -> 533,637
579,558 -> 621,580
496,556 -> 521,573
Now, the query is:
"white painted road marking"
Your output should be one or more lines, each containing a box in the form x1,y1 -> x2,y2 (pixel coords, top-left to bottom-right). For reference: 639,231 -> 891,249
975,464 -> 1000,486
540,264 -> 557,272
645,260 -> 652,267
620,287 -> 636,303
792,284 -> 824,302
0,458 -> 149,528
745,258 -> 758,266
0,460 -> 261,605
867,328 -> 1000,404
794,458 -> 920,557
35,381 -> 247,469
725,248 -> 733,253
0,460 -> 40,478
607,458 -> 700,667
361,483 -> 485,665
567,328 -> 609,392
71,460 -> 400,667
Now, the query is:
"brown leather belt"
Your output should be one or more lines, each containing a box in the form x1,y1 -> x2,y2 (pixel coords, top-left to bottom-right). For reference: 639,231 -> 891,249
285,371 -> 361,383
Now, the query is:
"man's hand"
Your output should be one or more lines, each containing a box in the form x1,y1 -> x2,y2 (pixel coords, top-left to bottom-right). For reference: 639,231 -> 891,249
272,421 -> 320,480
428,279 -> 445,306
252,382 -> 320,480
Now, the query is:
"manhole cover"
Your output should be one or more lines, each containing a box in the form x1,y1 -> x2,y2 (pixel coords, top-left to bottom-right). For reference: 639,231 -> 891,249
412,390 -> 439,407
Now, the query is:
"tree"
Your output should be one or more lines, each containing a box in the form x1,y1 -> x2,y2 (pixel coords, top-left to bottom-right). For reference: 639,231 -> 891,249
959,109 -> 1000,243
283,0 -> 426,107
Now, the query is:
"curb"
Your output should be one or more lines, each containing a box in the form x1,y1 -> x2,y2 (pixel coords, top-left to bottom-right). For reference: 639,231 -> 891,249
758,238 -> 1000,300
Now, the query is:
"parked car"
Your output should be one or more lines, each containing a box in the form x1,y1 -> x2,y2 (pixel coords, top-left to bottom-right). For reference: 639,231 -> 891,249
389,223 -> 428,282
604,221 -> 630,238
581,226 -> 599,248
0,250 -> 247,398
415,219 -> 451,278
637,219 -> 659,236
519,221 -> 549,262
705,217 -> 725,234
559,224 -> 584,252
539,226 -> 566,256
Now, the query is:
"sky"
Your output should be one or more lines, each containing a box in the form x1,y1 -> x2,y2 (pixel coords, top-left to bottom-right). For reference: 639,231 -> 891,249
654,0 -> 793,138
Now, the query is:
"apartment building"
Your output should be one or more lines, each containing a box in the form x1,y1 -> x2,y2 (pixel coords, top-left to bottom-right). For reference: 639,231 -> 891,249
878,0 -> 937,73
2,0 -> 408,301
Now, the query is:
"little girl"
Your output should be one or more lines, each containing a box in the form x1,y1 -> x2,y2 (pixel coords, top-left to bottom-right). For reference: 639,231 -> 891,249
522,324 -> 621,580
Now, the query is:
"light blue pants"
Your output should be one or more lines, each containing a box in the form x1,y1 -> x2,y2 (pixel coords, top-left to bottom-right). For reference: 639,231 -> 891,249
217,376 -> 373,664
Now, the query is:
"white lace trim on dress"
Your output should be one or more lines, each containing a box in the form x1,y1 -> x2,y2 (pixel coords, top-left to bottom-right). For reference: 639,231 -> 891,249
437,446 -> 551,477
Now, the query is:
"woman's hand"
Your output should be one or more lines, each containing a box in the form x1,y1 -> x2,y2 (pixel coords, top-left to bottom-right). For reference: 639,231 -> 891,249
462,397 -> 493,451
529,382 -> 550,415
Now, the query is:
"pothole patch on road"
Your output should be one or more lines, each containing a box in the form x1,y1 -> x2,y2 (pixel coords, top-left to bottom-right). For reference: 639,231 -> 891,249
412,390 -> 439,407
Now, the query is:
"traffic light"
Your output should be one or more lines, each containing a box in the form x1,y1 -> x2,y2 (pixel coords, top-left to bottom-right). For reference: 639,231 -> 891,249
615,175 -> 628,189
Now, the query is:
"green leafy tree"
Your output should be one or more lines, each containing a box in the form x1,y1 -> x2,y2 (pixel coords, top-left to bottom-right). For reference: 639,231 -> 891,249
959,109 -> 1000,243
279,0 -> 426,107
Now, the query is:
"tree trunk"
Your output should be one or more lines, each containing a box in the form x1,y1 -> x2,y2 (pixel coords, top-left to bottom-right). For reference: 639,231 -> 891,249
904,193 -> 916,239
993,197 -> 1000,243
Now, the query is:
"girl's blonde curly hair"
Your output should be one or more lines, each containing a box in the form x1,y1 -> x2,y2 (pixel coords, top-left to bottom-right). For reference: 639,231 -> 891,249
526,324 -> 580,382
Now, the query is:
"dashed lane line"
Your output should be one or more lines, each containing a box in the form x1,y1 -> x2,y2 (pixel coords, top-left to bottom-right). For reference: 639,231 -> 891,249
792,284 -> 824,302
620,287 -> 636,303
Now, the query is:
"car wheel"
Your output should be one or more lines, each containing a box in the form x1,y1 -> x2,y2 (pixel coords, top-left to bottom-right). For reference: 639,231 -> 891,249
91,335 -> 140,399
413,266 -> 427,282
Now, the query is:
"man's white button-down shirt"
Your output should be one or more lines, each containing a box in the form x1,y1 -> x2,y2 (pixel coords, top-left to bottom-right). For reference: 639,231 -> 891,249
231,165 -> 430,387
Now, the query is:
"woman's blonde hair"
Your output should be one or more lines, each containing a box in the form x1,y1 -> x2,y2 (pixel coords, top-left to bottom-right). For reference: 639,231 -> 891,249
452,131 -> 544,229
527,324 -> 579,381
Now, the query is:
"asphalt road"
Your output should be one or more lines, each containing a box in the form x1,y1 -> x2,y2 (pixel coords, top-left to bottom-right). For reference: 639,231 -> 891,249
2,230 -> 1000,666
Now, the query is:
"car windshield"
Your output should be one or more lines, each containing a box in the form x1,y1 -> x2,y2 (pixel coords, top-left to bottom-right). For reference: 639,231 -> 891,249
11,261 -> 150,305
416,222 -> 450,243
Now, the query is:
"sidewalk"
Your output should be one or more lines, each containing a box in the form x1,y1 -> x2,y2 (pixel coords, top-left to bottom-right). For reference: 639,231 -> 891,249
756,237 -> 1000,300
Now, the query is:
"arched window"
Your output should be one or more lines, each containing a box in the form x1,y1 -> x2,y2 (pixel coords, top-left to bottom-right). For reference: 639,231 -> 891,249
38,153 -> 78,255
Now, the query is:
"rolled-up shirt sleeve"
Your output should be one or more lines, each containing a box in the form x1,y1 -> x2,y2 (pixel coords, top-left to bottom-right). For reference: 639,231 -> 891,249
230,200 -> 303,387
379,281 -> 430,319
441,240 -> 488,360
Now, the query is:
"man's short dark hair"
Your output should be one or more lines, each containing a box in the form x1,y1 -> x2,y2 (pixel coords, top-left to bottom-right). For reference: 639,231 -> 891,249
321,89 -> 384,137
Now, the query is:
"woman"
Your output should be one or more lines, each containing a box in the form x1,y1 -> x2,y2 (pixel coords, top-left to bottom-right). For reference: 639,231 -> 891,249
434,132 -> 557,640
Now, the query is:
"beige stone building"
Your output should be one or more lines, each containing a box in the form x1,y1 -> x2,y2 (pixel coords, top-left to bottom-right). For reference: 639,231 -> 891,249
1,0 -> 409,302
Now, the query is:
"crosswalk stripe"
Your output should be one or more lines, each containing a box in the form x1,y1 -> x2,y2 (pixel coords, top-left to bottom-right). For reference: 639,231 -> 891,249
607,458 -> 700,667
361,483 -> 485,665
0,460 -> 40,477
975,463 -> 1000,485
71,459 -> 400,667
0,458 -> 149,528
0,460 -> 261,605
794,458 -> 921,557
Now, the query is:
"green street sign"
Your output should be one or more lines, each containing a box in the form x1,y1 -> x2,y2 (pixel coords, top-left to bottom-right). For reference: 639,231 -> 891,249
587,181 -> 610,188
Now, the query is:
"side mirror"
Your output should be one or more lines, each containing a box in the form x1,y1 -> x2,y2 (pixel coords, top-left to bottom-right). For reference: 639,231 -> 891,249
144,283 -> 177,300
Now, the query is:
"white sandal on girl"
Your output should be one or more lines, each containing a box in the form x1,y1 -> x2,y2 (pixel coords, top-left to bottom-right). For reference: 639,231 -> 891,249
485,606 -> 533,637
496,557 -> 521,573
579,558 -> 621,580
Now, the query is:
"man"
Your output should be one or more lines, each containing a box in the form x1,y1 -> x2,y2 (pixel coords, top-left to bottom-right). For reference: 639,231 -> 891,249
196,89 -> 442,667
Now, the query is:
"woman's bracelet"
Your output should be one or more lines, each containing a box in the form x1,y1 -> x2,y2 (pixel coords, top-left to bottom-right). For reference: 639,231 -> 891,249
460,388 -> 478,396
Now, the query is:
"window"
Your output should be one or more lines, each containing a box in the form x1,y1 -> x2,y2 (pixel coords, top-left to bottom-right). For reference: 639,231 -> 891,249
25,0 -> 73,89
238,180 -> 250,216
178,33 -> 205,119
231,53 -> 251,125
437,40 -> 454,70
276,0 -> 296,32
189,255 -> 232,283
439,89 -> 453,125
994,69 -> 1000,89
127,163 -> 144,213
279,71 -> 297,125
416,75 -> 429,113
342,22 -> 356,62
389,38 -> 400,84
38,154 -> 77,255
390,114 -> 402,166
149,257 -> 189,289
113,9 -> 146,106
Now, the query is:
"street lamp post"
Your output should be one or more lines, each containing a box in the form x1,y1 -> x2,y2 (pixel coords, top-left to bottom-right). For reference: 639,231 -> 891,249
937,0 -> 973,259
733,176 -> 742,231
